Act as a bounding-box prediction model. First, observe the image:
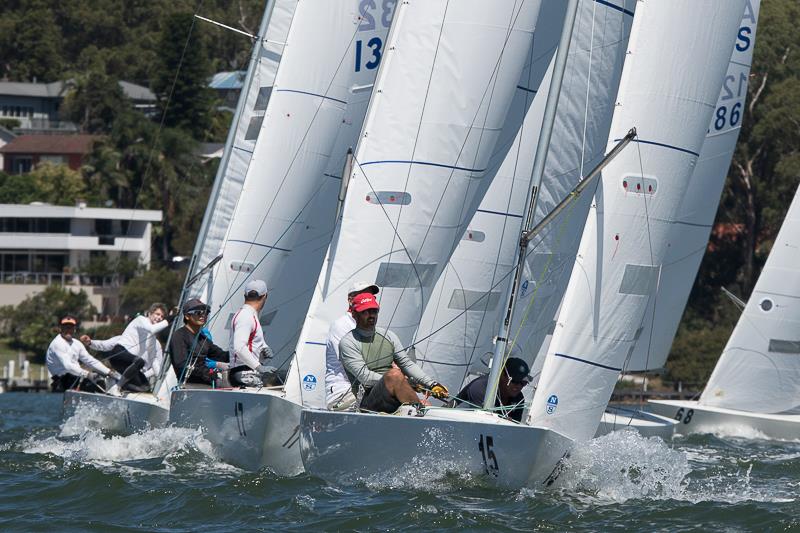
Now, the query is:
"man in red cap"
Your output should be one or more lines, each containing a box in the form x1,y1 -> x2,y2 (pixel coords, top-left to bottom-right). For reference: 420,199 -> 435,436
325,281 -> 379,410
46,315 -> 121,393
337,292 -> 448,413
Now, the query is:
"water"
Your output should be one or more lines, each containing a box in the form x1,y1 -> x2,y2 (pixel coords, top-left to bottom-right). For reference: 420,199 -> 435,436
1,393 -> 799,532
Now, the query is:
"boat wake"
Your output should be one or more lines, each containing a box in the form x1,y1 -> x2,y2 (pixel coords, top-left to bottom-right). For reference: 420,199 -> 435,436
545,428 -> 796,505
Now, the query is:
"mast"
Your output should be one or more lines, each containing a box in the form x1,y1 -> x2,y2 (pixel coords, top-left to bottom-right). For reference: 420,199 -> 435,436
483,0 -> 580,410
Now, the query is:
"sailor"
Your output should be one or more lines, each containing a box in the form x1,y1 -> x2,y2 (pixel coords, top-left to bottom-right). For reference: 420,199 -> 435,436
169,298 -> 229,385
46,316 -> 121,393
325,281 -> 380,410
454,357 -> 531,422
81,303 -> 171,393
338,292 -> 448,413
228,279 -> 277,387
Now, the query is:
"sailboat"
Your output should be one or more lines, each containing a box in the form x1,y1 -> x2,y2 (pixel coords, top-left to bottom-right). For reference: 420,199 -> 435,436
299,0 -> 744,488
59,0 -> 287,435
167,0 -> 394,474
525,0 -> 745,447
649,184 -> 800,439
601,0 -> 761,438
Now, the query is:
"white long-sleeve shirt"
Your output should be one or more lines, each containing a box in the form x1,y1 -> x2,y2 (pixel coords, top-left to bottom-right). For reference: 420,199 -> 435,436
91,334 -> 165,379
46,334 -> 111,378
325,313 -> 355,407
229,304 -> 268,370
112,316 -> 167,378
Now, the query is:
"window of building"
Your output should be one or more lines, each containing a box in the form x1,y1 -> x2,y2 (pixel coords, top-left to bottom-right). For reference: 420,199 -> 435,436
0,218 -> 71,233
39,155 -> 65,165
95,219 -> 113,236
11,156 -> 33,174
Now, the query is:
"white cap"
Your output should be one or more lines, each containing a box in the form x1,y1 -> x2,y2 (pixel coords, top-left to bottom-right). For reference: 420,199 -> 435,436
244,279 -> 268,297
348,280 -> 379,296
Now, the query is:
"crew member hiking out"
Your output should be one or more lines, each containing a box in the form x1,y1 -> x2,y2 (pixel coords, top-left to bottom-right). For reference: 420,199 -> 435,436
170,298 -> 229,386
338,292 -> 448,413
82,303 -> 171,394
229,279 -> 277,387
46,316 -> 121,393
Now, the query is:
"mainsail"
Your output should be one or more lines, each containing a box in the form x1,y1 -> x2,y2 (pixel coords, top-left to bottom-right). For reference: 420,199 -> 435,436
187,0 -> 297,298
626,0 -> 761,371
288,0 -> 544,407
203,1 -> 394,365
527,0 -> 746,441
700,185 -> 800,414
413,0 -> 636,393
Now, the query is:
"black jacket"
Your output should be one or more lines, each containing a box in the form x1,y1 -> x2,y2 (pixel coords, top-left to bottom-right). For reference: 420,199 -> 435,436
170,326 -> 229,384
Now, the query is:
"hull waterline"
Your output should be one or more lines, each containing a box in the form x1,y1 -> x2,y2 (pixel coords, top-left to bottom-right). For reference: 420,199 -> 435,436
595,406 -> 677,439
62,390 -> 169,434
649,400 -> 800,441
300,407 -> 573,489
168,388 -> 303,475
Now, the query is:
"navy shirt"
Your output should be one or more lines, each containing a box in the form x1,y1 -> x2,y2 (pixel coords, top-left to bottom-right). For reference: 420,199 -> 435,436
455,375 -> 525,422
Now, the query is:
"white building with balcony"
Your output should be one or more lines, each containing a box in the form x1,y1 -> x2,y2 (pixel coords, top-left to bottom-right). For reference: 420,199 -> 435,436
0,203 -> 162,313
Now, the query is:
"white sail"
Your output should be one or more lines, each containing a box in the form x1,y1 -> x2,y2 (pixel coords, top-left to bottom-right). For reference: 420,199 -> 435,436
527,0 -> 746,442
413,0 -> 636,392
625,0 -> 761,371
700,185 -> 800,413
188,0 -> 297,295
288,0 -> 543,407
203,0 -> 394,365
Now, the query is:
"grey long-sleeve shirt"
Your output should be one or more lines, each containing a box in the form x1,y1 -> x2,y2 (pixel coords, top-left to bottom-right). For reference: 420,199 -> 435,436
338,327 -> 435,390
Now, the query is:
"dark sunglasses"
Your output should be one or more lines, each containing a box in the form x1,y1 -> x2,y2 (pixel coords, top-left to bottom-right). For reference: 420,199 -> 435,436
186,309 -> 208,317
510,379 -> 529,386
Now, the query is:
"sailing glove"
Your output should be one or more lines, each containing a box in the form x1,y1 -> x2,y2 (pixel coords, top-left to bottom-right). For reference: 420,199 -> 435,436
205,359 -> 230,371
429,382 -> 449,400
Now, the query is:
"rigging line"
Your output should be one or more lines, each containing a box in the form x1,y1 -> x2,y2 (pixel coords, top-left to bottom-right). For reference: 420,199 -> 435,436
376,0 -> 451,330
455,38 -> 540,390
578,1 -> 598,177
208,9 -> 370,319
373,1 -> 533,335
114,0 -> 205,295
625,136 -> 660,413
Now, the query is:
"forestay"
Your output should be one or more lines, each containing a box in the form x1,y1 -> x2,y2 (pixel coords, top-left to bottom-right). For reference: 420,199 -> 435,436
527,0 -> 746,441
288,0 -> 543,407
625,0 -> 761,371
413,0 -> 635,393
204,0 -> 394,366
187,0 -> 297,299
700,185 -> 800,414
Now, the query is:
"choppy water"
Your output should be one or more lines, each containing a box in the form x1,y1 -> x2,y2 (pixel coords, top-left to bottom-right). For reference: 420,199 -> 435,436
1,393 -> 799,532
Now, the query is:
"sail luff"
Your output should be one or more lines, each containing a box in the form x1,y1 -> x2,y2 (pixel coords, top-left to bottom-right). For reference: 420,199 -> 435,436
528,0 -> 747,442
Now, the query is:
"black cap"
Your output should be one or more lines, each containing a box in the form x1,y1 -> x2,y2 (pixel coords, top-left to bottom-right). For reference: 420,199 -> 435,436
504,357 -> 531,381
183,298 -> 210,314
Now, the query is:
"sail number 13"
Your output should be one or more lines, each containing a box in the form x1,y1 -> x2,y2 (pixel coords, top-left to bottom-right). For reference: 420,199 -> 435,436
355,0 -> 396,73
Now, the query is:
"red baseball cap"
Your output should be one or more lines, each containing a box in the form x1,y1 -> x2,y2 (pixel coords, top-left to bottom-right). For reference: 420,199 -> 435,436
350,292 -> 380,312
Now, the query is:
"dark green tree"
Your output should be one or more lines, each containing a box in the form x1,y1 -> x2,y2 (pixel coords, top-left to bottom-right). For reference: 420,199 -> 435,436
152,13 -> 216,139
119,267 -> 183,316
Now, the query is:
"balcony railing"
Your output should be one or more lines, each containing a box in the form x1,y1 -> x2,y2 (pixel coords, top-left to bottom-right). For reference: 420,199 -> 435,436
0,271 -> 122,287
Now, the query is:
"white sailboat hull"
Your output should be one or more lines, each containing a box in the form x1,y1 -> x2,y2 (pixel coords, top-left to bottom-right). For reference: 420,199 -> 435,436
649,400 -> 800,441
300,407 -> 573,489
62,390 -> 169,434
595,406 -> 677,439
168,388 -> 303,475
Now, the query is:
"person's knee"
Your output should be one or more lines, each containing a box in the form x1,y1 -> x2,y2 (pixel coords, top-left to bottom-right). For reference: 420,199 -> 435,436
383,367 -> 404,386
